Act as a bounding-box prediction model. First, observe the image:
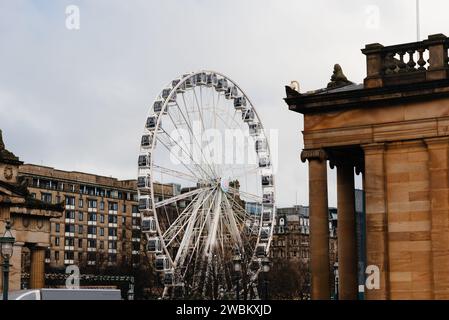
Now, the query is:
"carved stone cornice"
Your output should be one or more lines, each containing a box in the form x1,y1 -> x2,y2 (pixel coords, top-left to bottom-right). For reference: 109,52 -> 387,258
300,149 -> 327,163
424,137 -> 449,148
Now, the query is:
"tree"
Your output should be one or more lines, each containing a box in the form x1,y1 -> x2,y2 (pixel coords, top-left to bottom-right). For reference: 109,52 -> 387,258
266,259 -> 310,300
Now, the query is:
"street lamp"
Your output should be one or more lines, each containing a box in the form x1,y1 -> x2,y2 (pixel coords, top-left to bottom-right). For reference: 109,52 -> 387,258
0,221 -> 15,301
233,253 -> 241,300
261,256 -> 270,300
333,262 -> 339,300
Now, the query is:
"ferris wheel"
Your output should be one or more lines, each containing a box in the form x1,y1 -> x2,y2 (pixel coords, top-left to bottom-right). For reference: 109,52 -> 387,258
137,70 -> 276,299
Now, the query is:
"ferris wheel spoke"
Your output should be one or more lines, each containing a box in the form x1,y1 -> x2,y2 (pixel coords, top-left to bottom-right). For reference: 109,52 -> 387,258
173,188 -> 217,268
156,132 -> 211,181
155,187 -> 211,209
224,192 -> 258,222
181,192 -> 217,278
163,189 -> 209,245
171,101 -> 221,179
192,87 -> 221,177
159,127 -> 214,180
152,165 -> 199,183
202,190 -> 223,258
165,107 -> 218,179
222,195 -> 244,251
227,187 -> 262,202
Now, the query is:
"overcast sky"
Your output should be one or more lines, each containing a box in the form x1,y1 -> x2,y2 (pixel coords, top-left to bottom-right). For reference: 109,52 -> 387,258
1,0 -> 449,207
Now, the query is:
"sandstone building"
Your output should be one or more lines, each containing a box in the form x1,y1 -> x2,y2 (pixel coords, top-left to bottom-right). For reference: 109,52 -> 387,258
18,164 -> 176,272
285,34 -> 449,300
0,130 -> 62,291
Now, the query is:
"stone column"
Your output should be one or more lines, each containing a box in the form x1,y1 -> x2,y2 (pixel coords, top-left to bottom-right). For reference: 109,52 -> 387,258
301,149 -> 330,300
425,137 -> 449,299
9,242 -> 24,291
362,143 -> 389,299
336,161 -> 358,299
29,245 -> 46,289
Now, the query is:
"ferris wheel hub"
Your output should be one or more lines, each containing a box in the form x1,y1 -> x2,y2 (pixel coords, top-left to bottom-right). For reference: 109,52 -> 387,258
219,177 -> 230,192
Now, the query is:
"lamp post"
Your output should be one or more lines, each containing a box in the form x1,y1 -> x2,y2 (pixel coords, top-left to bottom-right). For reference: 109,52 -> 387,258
0,221 -> 15,301
233,253 -> 241,300
261,256 -> 270,300
333,262 -> 339,300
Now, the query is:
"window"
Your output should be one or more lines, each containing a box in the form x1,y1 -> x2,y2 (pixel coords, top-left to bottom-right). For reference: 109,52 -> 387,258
122,216 -> 126,224
88,239 -> 96,248
100,228 -> 104,236
88,213 -> 97,222
100,214 -> 105,223
132,218 -> 138,226
64,251 -> 74,260
132,205 -> 138,214
108,241 -> 117,249
108,215 -> 118,224
122,204 -> 126,213
41,193 -> 52,204
132,230 -> 140,239
108,228 -> 117,237
100,241 -> 104,249
65,196 -> 75,206
55,223 -> 60,233
78,225 -> 83,234
56,195 -> 61,203
55,251 -> 60,261
78,212 -> 84,221
108,254 -> 117,263
108,202 -> 118,211
65,237 -> 74,246
88,226 -> 97,235
79,198 -> 83,208
88,199 -> 97,208
100,201 -> 105,211
54,237 -> 60,246
78,239 -> 83,248
31,193 -> 36,199
65,211 -> 75,219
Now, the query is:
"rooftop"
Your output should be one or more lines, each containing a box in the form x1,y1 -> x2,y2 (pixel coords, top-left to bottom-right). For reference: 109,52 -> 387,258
285,34 -> 449,114
19,163 -> 137,190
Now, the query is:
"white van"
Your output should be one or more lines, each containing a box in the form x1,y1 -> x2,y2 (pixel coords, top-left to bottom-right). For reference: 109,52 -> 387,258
9,288 -> 122,300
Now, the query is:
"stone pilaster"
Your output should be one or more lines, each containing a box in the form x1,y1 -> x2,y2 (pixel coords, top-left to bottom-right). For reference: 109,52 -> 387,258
29,245 -> 46,289
425,137 -> 449,299
336,161 -> 358,299
362,143 -> 390,299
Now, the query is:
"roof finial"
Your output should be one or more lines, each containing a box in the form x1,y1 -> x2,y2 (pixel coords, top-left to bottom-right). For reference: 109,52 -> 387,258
327,64 -> 353,88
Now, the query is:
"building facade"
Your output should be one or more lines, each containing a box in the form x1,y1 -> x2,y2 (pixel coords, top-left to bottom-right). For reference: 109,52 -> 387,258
271,205 -> 337,262
285,34 -> 449,299
0,130 -> 62,291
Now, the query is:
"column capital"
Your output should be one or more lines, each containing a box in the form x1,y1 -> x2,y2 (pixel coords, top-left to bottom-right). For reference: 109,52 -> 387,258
361,142 -> 386,154
301,148 -> 327,163
424,137 -> 449,148
30,243 -> 50,249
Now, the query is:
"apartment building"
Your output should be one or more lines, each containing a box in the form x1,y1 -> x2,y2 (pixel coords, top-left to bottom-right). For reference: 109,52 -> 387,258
18,164 -> 175,269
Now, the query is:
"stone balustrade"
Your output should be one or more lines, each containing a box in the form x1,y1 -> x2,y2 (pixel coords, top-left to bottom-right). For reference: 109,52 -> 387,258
362,33 -> 449,88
